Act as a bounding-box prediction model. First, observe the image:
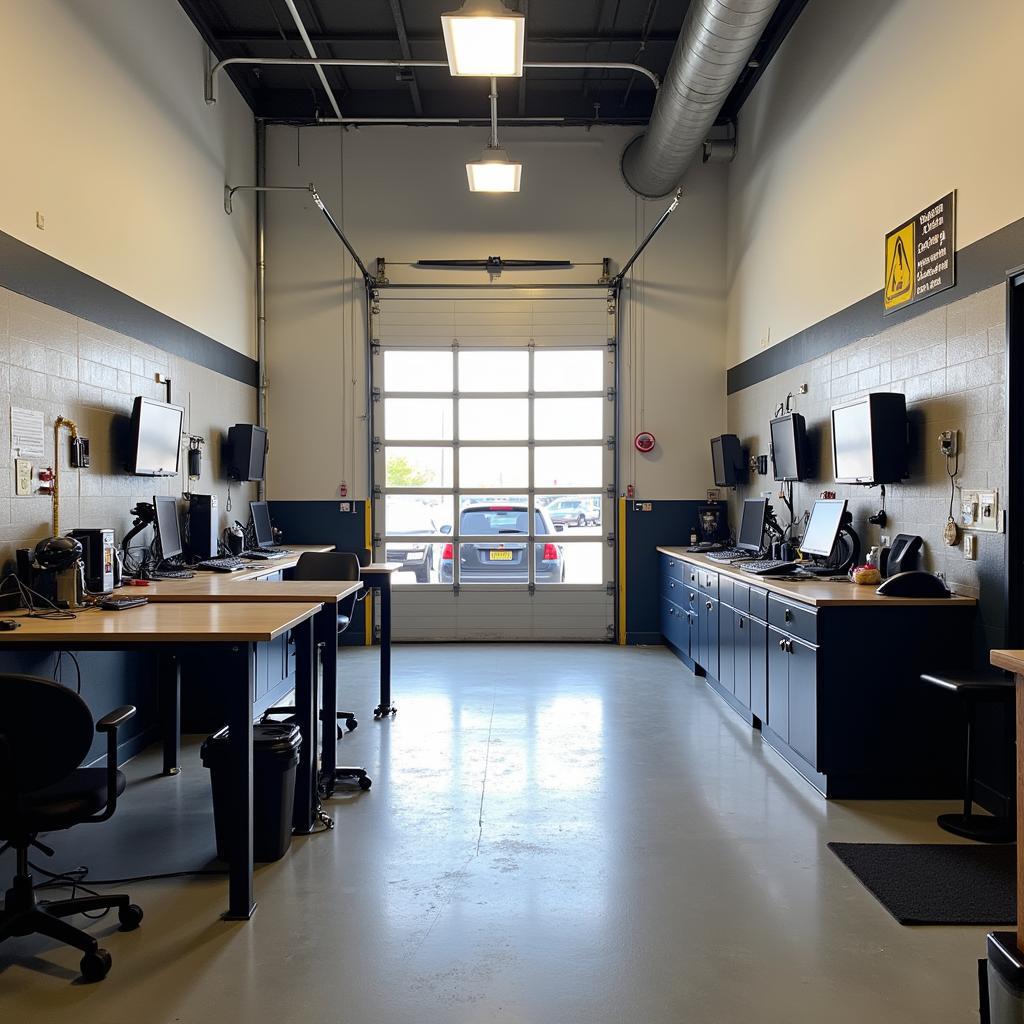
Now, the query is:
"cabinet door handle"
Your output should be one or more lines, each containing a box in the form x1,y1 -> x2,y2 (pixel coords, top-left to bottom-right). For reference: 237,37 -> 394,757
706,601 -> 713,611
669,581 -> 675,588
778,638 -> 786,650
784,608 -> 793,622
669,560 -> 675,567
738,617 -> 744,629
786,640 -> 794,653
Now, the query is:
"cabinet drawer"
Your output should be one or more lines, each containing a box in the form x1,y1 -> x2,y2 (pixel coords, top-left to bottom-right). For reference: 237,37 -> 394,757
731,580 -> 750,615
699,570 -> 719,598
661,553 -> 687,584
660,597 -> 689,652
750,586 -> 768,622
719,576 -> 734,610
685,564 -> 700,588
661,575 -> 684,603
768,594 -> 817,645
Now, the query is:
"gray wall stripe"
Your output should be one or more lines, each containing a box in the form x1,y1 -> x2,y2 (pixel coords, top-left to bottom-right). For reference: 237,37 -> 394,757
727,214 -> 1024,394
0,230 -> 258,388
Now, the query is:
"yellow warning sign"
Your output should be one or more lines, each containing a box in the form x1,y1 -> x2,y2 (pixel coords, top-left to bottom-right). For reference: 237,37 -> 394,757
884,221 -> 915,310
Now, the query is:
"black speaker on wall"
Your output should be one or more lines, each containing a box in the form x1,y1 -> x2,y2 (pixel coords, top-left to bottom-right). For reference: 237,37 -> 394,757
226,424 -> 268,482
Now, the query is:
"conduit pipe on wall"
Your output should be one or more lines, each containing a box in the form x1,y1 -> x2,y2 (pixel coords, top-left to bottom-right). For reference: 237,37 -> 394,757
620,0 -> 781,198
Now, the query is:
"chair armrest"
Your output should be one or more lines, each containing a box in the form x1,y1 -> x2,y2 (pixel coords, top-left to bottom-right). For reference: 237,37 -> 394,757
96,705 -> 136,732
90,705 -> 136,823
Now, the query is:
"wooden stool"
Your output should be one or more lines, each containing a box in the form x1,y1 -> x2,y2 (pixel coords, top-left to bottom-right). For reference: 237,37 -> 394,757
921,669 -> 1016,843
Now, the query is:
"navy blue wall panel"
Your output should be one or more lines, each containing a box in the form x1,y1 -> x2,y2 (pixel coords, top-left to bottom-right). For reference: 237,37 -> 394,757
268,500 -> 370,646
624,499 -> 706,644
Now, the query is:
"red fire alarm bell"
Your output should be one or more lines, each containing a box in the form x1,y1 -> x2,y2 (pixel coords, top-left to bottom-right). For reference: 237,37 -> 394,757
634,431 -> 656,453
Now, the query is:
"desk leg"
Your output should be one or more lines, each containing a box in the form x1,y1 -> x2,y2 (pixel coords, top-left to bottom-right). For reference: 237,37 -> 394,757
225,643 -> 255,921
158,653 -> 181,776
1017,675 -> 1024,951
374,577 -> 397,719
292,618 -> 316,834
318,603 -> 338,797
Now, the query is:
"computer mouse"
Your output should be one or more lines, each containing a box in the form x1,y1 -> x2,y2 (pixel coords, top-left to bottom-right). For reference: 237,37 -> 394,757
875,570 -> 951,598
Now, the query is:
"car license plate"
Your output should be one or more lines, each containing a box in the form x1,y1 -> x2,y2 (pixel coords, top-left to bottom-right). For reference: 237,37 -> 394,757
489,550 -> 514,561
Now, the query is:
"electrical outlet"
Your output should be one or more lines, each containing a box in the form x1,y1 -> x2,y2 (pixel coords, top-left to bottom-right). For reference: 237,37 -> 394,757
797,384 -> 808,395
964,534 -> 977,560
961,488 -> 1000,532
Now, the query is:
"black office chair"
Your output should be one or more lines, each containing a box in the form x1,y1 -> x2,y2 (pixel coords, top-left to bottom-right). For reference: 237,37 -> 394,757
0,674 -> 143,982
263,551 -> 370,791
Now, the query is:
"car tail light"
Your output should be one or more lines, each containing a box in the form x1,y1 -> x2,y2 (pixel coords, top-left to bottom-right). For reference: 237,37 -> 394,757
489,504 -> 513,510
441,543 -> 454,560
542,543 -> 559,561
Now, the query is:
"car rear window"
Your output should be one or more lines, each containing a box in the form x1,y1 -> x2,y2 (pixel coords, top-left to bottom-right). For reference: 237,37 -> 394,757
460,508 -> 547,535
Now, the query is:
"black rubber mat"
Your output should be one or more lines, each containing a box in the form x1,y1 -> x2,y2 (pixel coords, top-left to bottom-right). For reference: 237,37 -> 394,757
827,842 -> 1016,925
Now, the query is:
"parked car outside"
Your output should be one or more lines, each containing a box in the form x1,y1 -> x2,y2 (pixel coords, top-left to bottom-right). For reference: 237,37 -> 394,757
385,502 -> 442,582
439,503 -> 565,583
546,496 -> 601,528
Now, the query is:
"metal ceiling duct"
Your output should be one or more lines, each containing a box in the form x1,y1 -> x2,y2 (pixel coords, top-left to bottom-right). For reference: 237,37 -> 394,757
621,0 -> 781,198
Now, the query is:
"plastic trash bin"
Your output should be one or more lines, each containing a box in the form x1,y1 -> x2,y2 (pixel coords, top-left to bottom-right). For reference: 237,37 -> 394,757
987,932 -> 1024,1023
201,723 -> 301,863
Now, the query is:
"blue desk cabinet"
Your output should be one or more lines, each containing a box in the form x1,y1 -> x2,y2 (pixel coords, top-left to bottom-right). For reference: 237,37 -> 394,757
659,549 -> 976,799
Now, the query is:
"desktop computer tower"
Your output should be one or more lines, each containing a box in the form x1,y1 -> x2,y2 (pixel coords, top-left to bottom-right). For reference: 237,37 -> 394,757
188,494 -> 219,559
68,528 -> 116,594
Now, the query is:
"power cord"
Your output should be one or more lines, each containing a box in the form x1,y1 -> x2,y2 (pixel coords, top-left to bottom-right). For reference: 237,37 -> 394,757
0,573 -> 77,620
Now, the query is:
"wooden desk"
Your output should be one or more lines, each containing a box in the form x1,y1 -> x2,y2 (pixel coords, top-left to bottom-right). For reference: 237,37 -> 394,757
0,601 -> 323,921
144,579 -> 364,801
990,649 -> 1024,950
360,563 -> 401,718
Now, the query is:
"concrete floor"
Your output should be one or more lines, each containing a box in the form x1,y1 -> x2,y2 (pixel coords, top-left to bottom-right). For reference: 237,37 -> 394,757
0,643 -> 992,1022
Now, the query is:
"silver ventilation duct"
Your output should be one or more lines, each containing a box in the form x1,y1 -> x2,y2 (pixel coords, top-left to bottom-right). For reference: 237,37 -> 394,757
621,0 -> 781,198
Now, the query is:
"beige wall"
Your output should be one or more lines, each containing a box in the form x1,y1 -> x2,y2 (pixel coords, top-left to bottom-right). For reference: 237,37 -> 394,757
0,0 -> 256,356
265,125 -> 728,500
726,0 -> 1024,367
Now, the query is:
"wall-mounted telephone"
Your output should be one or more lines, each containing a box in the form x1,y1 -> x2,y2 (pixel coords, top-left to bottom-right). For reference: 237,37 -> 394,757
886,533 -> 923,578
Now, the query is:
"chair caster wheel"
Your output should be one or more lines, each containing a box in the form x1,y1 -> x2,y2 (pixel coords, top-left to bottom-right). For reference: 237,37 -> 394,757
118,904 -> 144,931
80,948 -> 112,982
359,776 -> 372,791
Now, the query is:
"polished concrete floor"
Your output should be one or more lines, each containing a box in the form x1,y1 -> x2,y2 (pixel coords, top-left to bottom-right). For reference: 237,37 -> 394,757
0,644 -> 992,1022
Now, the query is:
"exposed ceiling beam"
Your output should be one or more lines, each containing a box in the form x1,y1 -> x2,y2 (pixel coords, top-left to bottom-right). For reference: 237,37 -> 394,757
210,31 -> 681,47
517,0 -> 529,116
282,0 -> 343,118
387,0 -> 423,116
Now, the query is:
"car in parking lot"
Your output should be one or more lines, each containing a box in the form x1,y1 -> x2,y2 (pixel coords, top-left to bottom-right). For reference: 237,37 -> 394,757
545,496 -> 601,528
385,503 -> 442,582
439,503 -> 564,583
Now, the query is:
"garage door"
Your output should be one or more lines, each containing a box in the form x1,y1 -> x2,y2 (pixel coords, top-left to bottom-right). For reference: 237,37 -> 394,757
371,287 -> 616,640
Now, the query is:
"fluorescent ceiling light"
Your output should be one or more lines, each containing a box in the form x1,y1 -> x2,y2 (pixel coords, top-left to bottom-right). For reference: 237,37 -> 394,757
441,0 -> 525,77
466,147 -> 522,192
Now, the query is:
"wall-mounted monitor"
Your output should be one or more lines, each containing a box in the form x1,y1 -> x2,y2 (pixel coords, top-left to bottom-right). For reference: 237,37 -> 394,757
128,397 -> 184,476
832,392 -> 909,485
769,412 -> 809,482
710,434 -> 744,487
227,424 -> 268,482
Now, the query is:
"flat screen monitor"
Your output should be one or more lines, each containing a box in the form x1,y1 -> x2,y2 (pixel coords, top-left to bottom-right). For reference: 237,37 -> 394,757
799,499 -> 847,558
129,397 -> 183,476
153,495 -> 183,560
736,498 -> 767,552
250,501 -> 275,548
831,392 -> 909,484
770,413 -> 808,482
710,434 -> 743,487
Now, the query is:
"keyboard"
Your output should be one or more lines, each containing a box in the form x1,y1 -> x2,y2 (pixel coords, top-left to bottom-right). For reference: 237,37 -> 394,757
101,596 -> 148,610
706,548 -> 751,563
152,568 -> 195,580
195,556 -> 247,573
241,549 -> 292,560
736,559 -> 798,576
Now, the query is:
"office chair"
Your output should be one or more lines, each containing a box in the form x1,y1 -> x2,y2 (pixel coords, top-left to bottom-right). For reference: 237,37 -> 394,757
262,551 -> 370,791
0,674 -> 143,982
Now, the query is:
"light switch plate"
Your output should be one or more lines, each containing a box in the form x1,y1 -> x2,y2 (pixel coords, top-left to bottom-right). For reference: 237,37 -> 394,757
961,488 -> 1000,533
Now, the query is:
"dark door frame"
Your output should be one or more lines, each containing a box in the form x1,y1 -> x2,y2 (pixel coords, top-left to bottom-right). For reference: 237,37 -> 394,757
1004,265 -> 1024,647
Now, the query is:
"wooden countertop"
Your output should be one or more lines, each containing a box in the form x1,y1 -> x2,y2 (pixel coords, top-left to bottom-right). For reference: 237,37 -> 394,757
0,601 -> 323,643
991,650 -> 1024,675
221,544 -> 335,581
360,562 -> 402,575
142,579 -> 363,603
657,547 -> 976,608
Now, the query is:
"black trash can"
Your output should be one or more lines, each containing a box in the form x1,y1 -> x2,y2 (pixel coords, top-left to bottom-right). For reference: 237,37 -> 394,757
201,723 -> 301,863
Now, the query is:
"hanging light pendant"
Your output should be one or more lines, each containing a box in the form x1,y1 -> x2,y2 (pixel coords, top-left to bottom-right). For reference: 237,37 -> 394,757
441,0 -> 526,78
466,146 -> 522,192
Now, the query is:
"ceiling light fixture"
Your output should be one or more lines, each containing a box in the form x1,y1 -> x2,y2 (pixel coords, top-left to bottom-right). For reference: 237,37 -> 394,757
441,0 -> 525,78
466,78 -> 522,192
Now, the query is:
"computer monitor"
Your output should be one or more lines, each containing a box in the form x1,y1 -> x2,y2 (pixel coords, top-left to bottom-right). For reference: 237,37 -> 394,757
153,495 -> 183,560
250,500 -> 275,548
831,392 -> 909,484
799,499 -> 848,558
710,434 -> 743,487
128,397 -> 184,476
769,413 -> 809,482
736,498 -> 767,552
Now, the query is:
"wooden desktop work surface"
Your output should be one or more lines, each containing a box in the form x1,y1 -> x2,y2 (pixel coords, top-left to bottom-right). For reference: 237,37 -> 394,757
225,544 -> 335,581
142,579 -> 363,603
0,601 -> 323,644
657,548 -> 977,608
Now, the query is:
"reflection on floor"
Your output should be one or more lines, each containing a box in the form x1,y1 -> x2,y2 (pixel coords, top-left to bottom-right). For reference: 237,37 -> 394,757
0,644 -> 989,1022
